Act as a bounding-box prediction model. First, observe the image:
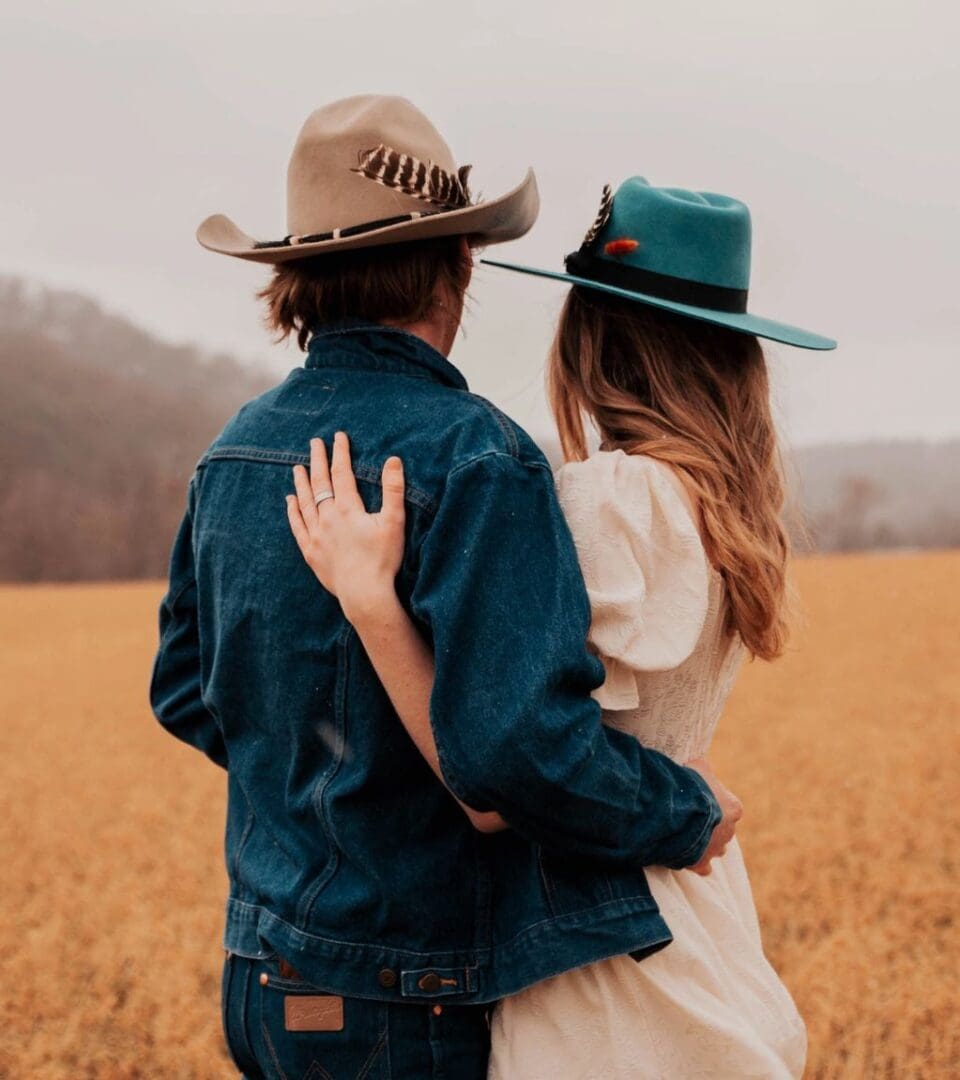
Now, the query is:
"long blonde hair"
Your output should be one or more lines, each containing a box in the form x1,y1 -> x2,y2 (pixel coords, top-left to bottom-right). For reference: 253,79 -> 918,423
549,286 -> 790,660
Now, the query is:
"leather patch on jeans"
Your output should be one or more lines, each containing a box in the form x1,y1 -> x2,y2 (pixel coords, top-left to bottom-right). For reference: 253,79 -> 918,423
284,995 -> 345,1032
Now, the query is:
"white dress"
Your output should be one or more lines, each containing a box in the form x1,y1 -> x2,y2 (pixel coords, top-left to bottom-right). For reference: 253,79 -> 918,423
488,449 -> 807,1080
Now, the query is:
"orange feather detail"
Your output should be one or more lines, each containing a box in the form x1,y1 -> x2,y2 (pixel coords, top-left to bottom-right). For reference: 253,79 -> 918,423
604,238 -> 640,257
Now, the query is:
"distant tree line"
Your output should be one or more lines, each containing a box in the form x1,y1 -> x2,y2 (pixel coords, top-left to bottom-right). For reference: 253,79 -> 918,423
0,277 -> 274,581
787,442 -> 960,554
1,276 -> 958,581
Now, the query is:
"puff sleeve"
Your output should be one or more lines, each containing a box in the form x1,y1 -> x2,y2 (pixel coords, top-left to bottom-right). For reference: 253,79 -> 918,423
555,450 -> 711,710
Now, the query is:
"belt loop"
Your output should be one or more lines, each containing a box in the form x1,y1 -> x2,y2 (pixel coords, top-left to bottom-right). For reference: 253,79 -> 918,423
278,957 -> 303,981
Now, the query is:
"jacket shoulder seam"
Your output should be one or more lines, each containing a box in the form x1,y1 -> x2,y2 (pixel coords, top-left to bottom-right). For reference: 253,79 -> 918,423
448,450 -> 553,483
455,392 -> 520,457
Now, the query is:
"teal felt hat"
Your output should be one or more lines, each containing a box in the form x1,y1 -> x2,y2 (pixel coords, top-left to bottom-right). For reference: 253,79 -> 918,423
482,177 -> 837,350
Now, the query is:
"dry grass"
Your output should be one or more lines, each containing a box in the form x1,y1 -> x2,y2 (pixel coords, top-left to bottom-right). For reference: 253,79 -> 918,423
1,552 -> 958,1078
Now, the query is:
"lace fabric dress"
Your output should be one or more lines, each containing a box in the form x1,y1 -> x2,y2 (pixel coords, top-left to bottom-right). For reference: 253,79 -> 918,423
488,450 -> 806,1080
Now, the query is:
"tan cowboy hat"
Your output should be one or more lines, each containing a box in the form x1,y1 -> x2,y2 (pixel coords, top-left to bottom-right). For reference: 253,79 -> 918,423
197,94 -> 539,263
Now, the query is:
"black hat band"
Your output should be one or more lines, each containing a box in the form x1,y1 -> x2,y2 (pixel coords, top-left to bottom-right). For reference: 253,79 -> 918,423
564,250 -> 749,314
253,211 -> 444,250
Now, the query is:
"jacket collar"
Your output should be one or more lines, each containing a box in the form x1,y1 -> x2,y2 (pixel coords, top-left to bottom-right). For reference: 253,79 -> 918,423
305,319 -> 469,392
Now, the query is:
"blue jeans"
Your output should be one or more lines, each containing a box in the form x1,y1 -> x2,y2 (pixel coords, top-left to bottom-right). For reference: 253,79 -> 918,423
221,951 -> 492,1079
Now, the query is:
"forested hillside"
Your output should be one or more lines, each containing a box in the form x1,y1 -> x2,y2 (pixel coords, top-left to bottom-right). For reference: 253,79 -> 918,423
0,277 -> 274,580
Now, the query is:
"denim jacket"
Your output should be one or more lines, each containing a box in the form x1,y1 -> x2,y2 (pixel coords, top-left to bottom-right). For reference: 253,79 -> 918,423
150,320 -> 720,1004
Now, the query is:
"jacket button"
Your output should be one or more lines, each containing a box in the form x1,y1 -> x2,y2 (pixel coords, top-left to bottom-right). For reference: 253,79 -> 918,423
377,968 -> 398,989
418,973 -> 442,992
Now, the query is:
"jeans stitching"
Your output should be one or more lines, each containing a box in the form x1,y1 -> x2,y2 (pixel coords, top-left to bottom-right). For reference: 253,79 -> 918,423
355,1027 -> 388,1080
382,1006 -> 391,1079
304,1064 -> 335,1080
221,953 -> 245,1072
259,1005 -> 385,1080
237,959 -> 256,1071
261,1018 -> 289,1080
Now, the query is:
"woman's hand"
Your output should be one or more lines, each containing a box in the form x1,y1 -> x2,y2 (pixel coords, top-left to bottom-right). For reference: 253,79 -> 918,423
685,756 -> 743,875
286,432 -> 407,624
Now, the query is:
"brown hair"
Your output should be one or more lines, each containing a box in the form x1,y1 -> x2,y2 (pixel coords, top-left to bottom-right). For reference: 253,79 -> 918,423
258,236 -> 473,350
549,287 -> 790,660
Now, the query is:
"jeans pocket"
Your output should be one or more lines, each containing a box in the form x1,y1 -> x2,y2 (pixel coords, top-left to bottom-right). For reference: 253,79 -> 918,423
257,963 -> 388,1080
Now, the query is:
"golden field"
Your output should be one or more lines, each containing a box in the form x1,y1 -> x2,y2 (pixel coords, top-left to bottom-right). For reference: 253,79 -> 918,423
1,552 -> 958,1079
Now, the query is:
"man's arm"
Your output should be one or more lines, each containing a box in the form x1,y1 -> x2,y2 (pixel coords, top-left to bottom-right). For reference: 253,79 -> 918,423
149,472 -> 227,769
409,451 -> 720,869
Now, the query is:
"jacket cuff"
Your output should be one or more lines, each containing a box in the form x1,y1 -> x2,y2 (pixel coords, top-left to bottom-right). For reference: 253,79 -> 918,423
667,766 -> 723,868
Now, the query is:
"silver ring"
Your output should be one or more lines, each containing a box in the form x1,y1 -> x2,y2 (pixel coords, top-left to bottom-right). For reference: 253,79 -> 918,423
313,490 -> 335,508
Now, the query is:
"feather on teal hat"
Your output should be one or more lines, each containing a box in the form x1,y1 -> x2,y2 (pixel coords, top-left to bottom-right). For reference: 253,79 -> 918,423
482,177 -> 836,350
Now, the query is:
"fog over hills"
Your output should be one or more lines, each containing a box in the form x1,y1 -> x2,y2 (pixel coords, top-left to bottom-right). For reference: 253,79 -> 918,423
1,277 -> 957,581
535,434 -> 960,556
0,277 -> 274,580
788,441 -> 960,554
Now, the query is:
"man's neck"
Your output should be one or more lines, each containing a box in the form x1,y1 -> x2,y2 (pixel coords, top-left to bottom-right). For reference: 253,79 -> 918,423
383,313 -> 457,357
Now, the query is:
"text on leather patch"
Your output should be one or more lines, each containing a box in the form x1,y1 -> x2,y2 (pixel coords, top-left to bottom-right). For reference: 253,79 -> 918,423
284,995 -> 345,1032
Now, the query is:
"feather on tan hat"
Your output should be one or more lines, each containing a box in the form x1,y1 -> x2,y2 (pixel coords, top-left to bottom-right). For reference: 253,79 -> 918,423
197,94 -> 539,263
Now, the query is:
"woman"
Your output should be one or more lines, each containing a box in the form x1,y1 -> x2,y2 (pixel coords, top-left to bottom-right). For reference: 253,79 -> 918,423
286,177 -> 835,1078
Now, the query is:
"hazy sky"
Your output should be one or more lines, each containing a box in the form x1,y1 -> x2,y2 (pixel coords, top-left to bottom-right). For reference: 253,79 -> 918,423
2,0 -> 958,446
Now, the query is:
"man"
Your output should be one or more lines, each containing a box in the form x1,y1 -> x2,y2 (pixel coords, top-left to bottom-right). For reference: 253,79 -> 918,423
151,94 -> 737,1078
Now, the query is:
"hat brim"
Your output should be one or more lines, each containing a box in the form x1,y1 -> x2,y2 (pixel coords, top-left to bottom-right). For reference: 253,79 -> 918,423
481,258 -> 837,351
198,170 -> 539,264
